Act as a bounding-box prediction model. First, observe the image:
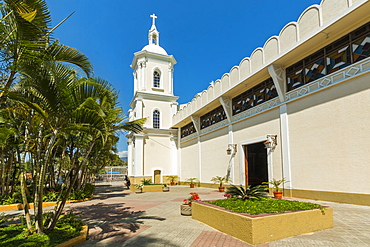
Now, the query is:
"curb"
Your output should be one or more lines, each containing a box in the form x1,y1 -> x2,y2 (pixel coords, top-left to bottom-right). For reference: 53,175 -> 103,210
55,223 -> 89,247
0,198 -> 92,211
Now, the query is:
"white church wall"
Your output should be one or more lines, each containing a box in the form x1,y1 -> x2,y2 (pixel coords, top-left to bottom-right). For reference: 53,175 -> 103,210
321,0 -> 349,25
297,6 -> 321,41
232,108 -> 282,183
199,128 -> 229,184
144,136 -> 173,176
143,100 -> 173,129
180,138 -> 199,180
287,74 -> 370,195
146,59 -> 171,94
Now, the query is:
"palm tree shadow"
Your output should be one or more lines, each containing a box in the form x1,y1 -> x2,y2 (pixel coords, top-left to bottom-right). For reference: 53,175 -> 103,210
70,184 -> 166,244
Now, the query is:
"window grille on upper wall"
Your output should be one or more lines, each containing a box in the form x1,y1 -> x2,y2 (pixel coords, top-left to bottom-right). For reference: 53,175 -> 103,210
287,21 -> 370,92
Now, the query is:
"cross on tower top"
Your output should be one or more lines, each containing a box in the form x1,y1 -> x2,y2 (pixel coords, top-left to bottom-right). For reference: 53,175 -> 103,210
150,14 -> 157,26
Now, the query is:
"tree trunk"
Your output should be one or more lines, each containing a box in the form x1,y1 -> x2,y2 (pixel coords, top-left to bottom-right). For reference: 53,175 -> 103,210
35,128 -> 58,234
47,137 -> 96,231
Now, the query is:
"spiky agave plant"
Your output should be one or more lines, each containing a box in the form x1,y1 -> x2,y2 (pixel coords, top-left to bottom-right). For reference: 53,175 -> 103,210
226,185 -> 268,200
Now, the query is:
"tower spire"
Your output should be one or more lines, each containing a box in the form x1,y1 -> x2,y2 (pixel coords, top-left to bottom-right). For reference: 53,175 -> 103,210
148,13 -> 159,46
150,13 -> 157,27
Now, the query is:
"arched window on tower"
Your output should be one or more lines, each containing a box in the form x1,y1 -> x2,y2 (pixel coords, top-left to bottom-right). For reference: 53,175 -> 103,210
153,110 -> 160,129
153,71 -> 160,88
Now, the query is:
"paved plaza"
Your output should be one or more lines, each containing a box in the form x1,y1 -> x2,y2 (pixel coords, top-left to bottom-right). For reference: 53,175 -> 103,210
72,182 -> 370,247
3,182 -> 370,246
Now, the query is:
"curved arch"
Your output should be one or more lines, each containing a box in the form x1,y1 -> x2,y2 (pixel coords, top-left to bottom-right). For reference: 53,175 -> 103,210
321,0 -> 349,24
221,73 -> 230,92
152,109 -> 161,129
213,79 -> 222,97
298,5 -> 321,40
250,48 -> 264,73
152,67 -> 162,88
230,66 -> 239,86
207,84 -> 214,102
239,57 -> 251,80
279,22 -> 299,53
263,36 -> 280,63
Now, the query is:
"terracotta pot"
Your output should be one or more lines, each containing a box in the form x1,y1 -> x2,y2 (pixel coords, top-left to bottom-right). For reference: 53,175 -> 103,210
170,182 -> 175,186
190,183 -> 195,188
181,204 -> 192,216
273,191 -> 283,199
218,187 -> 225,192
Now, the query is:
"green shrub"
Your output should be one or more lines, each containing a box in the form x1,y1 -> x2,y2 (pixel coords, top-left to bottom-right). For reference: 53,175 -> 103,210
0,192 -> 23,205
226,185 -> 268,200
209,198 -> 324,215
141,179 -> 152,185
0,211 -> 84,246
84,183 -> 95,194
43,191 -> 59,202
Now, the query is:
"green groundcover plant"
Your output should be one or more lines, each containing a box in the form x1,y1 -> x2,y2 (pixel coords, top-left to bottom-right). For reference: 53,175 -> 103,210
0,211 -> 83,247
0,184 -> 95,205
208,198 -> 324,215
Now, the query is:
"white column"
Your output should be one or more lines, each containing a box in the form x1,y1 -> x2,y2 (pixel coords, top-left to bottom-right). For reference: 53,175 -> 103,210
197,137 -> 202,182
280,104 -> 292,189
177,128 -> 182,179
127,137 -> 133,176
136,99 -> 143,119
170,134 -> 177,175
227,124 -> 235,183
169,64 -> 173,94
133,135 -> 144,176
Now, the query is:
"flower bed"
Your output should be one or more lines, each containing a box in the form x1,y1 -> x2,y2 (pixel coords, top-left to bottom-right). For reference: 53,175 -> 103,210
192,200 -> 333,245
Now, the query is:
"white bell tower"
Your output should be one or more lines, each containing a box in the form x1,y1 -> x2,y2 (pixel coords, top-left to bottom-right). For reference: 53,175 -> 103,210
127,14 -> 179,184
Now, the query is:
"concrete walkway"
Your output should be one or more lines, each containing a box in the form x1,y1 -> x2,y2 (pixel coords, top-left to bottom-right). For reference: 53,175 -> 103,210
59,181 -> 370,247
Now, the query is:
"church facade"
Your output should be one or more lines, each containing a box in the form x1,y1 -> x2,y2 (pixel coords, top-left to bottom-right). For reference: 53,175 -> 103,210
127,0 -> 370,206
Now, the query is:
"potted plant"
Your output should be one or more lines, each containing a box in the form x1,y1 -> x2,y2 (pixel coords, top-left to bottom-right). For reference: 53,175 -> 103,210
263,178 -> 287,199
135,184 -> 144,193
181,192 -> 200,216
211,176 -> 231,192
162,184 -> 170,192
186,178 -> 198,188
167,176 -> 178,186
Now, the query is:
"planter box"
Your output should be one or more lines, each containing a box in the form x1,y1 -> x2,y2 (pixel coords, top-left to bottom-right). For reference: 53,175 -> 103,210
0,204 -> 22,211
0,198 -> 93,211
130,184 -> 163,193
192,201 -> 333,245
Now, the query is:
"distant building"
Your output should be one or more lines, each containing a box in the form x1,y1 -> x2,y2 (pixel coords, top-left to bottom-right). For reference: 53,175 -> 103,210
127,1 -> 370,206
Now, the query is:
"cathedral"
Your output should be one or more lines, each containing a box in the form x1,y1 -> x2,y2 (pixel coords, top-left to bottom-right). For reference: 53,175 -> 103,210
127,0 -> 370,206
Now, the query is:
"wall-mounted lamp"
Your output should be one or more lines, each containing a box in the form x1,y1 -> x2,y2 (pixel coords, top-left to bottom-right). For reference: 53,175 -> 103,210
226,144 -> 237,155
264,135 -> 277,150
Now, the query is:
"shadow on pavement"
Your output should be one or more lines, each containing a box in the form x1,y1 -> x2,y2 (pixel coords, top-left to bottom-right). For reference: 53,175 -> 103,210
122,235 -> 181,247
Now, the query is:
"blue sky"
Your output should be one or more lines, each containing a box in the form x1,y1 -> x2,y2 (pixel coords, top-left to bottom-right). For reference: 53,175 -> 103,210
47,0 -> 320,157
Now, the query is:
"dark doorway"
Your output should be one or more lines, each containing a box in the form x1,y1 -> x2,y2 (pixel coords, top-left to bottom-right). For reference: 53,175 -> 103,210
244,142 -> 268,186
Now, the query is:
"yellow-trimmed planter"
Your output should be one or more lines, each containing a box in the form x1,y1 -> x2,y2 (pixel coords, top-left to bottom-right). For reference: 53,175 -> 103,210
130,184 -> 163,193
55,223 -> 89,247
192,201 -> 334,245
0,204 -> 23,211
0,198 -> 93,211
